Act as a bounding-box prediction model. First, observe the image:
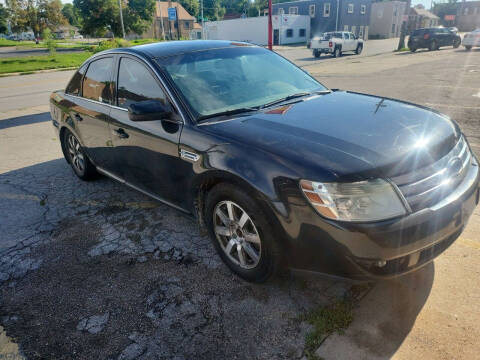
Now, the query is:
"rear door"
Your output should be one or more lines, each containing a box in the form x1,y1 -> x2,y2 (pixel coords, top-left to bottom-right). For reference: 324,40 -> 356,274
64,56 -> 115,168
108,55 -> 186,205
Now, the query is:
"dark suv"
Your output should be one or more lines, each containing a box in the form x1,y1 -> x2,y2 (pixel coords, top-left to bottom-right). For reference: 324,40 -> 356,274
408,27 -> 461,52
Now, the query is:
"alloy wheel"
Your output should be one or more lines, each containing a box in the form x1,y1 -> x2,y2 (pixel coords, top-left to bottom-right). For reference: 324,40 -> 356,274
213,200 -> 261,269
67,133 -> 85,174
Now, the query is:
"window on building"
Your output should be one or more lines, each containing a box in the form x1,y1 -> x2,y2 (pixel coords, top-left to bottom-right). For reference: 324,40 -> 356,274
289,7 -> 298,15
348,3 -> 354,13
309,4 -> 316,17
351,26 -> 356,35
324,3 -> 330,17
286,29 -> 293,37
299,28 -> 306,37
393,7 -> 397,16
392,23 -> 396,33
184,21 -> 190,29
359,26 -> 364,38
361,5 -> 366,15
278,8 -> 284,15
82,57 -> 113,104
464,7 -> 469,15
344,25 -> 349,31
117,58 -> 167,110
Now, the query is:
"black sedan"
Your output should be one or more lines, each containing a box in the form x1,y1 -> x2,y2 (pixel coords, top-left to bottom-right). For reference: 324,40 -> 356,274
50,41 -> 480,282
408,27 -> 461,52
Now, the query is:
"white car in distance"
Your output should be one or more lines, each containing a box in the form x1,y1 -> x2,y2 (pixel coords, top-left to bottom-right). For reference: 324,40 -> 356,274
463,29 -> 480,50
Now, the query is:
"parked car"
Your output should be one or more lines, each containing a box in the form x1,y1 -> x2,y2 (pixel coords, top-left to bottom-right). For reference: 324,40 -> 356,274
73,34 -> 84,39
463,29 -> 480,50
50,41 -> 480,282
448,27 -> 458,34
408,27 -> 461,52
310,31 -> 363,58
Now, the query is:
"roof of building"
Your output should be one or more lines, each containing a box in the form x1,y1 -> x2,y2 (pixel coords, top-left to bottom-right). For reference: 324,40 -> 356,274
156,2 -> 195,21
104,40 -> 256,59
410,8 -> 439,19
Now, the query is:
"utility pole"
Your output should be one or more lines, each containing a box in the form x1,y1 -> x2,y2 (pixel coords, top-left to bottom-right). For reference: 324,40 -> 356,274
201,0 -> 205,39
159,0 -> 166,40
335,0 -> 339,31
268,0 -> 272,50
118,0 -> 126,38
397,0 -> 411,50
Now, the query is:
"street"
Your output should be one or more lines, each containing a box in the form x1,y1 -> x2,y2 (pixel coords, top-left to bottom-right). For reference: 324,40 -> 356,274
0,45 -> 479,360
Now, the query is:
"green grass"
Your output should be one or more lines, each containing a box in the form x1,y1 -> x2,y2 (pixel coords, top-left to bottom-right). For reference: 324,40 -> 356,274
300,300 -> 354,360
0,38 -> 97,49
394,47 -> 410,52
0,52 -> 92,74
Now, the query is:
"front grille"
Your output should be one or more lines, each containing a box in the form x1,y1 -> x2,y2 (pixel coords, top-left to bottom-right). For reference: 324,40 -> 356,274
391,136 -> 472,211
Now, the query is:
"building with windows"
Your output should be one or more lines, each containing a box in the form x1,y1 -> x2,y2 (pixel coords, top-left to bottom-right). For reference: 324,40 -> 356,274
407,6 -> 439,32
143,1 -> 199,40
456,1 -> 480,31
204,15 -> 311,45
369,1 -> 407,39
272,0 -> 372,39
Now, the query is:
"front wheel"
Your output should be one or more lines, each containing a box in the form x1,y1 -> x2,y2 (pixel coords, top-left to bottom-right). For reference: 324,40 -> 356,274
465,45 -> 472,51
355,44 -> 363,55
410,47 -> 417,52
205,183 -> 281,282
453,39 -> 461,48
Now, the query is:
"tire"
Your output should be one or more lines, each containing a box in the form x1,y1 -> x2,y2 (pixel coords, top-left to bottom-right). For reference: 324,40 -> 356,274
63,129 -> 98,181
332,47 -> 341,58
429,40 -> 437,51
205,183 -> 281,282
355,44 -> 363,55
465,45 -> 472,51
410,47 -> 417,52
313,49 -> 320,58
453,39 -> 460,48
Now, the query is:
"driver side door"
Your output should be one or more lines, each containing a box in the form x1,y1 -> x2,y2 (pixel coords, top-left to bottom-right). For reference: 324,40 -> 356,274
108,55 -> 187,206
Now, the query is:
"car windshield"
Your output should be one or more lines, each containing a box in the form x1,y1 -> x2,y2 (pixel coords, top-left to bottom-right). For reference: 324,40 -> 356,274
158,46 -> 326,119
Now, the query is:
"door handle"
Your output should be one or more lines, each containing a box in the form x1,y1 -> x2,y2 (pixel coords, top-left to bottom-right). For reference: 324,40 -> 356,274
113,128 -> 129,139
74,113 -> 83,121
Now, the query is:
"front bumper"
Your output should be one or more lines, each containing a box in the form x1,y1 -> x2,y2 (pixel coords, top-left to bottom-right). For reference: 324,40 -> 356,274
283,158 -> 480,280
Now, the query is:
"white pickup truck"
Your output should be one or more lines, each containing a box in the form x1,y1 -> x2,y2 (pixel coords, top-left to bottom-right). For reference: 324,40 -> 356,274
310,31 -> 364,58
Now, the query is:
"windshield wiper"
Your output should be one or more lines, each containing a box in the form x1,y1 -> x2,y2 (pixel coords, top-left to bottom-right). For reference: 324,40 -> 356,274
260,90 -> 331,109
197,107 -> 259,121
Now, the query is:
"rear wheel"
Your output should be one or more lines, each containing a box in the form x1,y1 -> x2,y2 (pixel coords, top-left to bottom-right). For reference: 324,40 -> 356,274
465,45 -> 472,51
313,49 -> 320,58
332,47 -> 341,58
429,40 -> 438,51
63,129 -> 98,180
205,183 -> 281,282
410,47 -> 417,52
355,44 -> 363,55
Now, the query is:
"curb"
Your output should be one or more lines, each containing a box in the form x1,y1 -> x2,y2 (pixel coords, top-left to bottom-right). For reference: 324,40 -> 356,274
0,67 -> 78,78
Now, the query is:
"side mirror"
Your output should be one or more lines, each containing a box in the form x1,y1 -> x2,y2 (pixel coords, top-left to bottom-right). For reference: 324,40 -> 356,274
128,100 -> 173,122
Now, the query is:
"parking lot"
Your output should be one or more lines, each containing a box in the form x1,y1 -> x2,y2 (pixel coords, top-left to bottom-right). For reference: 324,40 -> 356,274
0,45 -> 479,359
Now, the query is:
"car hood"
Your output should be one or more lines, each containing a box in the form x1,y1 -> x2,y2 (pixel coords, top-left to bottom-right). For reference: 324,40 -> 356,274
202,91 -> 460,181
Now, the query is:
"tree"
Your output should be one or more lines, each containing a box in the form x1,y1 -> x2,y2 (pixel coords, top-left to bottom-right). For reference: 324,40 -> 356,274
62,3 -> 80,26
0,4 -> 8,34
6,0 -> 67,38
179,0 -> 199,18
74,0 -> 155,37
202,0 -> 225,21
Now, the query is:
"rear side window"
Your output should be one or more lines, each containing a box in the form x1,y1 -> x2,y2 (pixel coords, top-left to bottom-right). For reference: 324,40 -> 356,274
117,57 -> 167,110
65,64 -> 86,96
82,57 -> 113,104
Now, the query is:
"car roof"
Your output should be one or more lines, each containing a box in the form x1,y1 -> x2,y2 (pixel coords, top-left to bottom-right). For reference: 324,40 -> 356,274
104,40 -> 256,59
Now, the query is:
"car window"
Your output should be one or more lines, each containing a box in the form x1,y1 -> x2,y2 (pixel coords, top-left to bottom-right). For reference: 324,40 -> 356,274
82,57 -> 113,104
66,64 -> 87,96
345,33 -> 350,40
160,46 -> 326,118
117,57 -> 167,110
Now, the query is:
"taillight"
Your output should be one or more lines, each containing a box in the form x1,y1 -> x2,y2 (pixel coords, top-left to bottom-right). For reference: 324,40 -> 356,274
329,41 -> 333,47
424,33 -> 430,39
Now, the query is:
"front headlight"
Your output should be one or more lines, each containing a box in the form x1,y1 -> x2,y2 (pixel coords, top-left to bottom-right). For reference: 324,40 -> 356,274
300,179 -> 407,222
